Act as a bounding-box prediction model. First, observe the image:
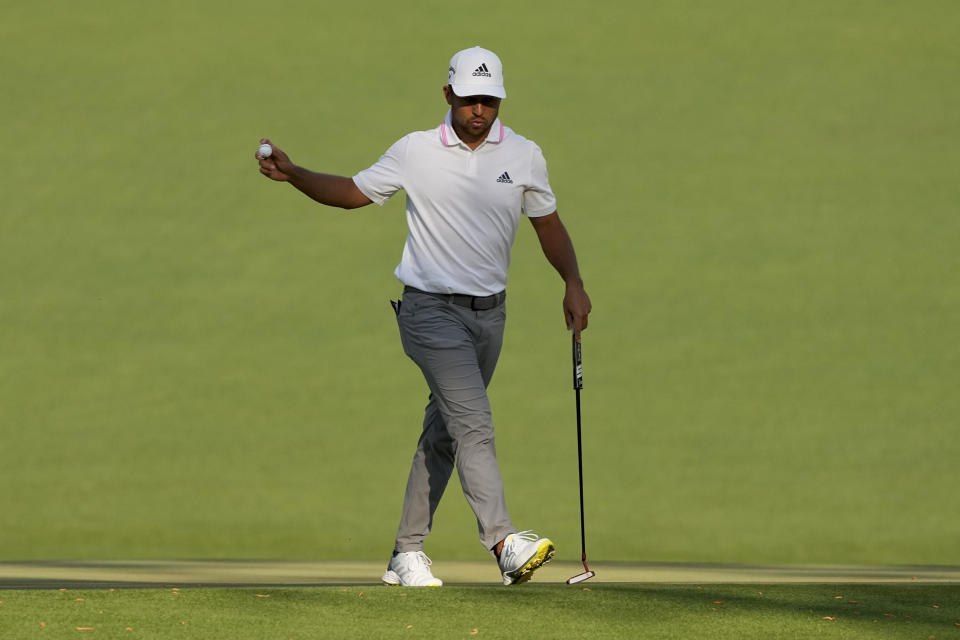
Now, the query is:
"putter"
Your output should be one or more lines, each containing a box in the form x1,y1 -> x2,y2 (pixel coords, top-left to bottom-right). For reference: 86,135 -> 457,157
567,330 -> 596,585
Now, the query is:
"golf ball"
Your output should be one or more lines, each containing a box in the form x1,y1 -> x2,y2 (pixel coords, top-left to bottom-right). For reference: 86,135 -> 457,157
258,143 -> 272,158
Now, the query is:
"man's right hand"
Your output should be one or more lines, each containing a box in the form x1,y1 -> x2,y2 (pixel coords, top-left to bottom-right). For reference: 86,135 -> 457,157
256,138 -> 295,182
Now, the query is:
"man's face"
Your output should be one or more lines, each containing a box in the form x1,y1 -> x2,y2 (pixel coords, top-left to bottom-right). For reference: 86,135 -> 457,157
444,85 -> 501,146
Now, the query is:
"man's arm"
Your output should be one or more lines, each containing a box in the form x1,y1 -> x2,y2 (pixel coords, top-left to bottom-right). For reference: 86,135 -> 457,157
529,211 -> 592,336
256,139 -> 373,210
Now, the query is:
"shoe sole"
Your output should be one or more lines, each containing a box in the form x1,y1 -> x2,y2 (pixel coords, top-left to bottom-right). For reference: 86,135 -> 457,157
505,539 -> 556,585
381,570 -> 441,587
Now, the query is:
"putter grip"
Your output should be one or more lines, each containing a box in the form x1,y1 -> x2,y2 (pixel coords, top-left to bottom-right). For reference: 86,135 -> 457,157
573,334 -> 583,390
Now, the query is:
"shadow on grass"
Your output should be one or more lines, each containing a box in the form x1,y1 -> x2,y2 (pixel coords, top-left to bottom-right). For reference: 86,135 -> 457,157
0,579 -> 381,590
564,584 -> 960,630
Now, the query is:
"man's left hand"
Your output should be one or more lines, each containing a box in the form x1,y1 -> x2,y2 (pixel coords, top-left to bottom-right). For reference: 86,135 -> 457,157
564,280 -> 592,339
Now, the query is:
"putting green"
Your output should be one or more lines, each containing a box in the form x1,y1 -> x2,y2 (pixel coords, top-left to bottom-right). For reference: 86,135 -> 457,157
4,0 -> 959,572
2,561 -> 958,589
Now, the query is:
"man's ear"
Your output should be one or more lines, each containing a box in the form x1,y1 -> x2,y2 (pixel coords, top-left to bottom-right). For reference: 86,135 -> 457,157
443,85 -> 454,105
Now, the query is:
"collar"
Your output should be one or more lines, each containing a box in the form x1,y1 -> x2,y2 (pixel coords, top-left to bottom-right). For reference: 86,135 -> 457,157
440,110 -> 505,148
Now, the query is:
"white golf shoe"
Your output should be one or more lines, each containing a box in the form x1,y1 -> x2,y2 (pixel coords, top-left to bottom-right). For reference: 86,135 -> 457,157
498,530 -> 556,585
381,551 -> 443,587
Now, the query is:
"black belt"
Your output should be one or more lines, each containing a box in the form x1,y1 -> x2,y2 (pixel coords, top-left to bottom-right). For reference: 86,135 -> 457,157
403,286 -> 506,311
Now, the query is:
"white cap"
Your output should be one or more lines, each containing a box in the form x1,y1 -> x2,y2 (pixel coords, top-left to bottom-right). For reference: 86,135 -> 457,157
447,46 -> 506,99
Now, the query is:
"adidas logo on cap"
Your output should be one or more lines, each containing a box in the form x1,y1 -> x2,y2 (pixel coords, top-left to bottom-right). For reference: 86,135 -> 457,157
496,171 -> 513,184
473,63 -> 492,77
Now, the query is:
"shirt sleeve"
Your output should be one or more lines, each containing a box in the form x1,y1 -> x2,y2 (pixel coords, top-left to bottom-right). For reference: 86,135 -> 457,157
352,136 -> 408,206
521,143 -> 557,217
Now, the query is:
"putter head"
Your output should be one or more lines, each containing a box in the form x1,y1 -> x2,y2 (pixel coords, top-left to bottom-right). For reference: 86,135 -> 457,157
566,570 -> 596,585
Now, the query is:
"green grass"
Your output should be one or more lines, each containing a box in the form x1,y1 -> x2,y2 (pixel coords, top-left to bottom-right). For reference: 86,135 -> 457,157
2,584 -> 959,639
2,0 -> 959,569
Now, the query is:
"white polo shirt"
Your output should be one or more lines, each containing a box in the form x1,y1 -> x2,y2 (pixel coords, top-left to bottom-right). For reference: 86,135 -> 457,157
353,111 -> 557,296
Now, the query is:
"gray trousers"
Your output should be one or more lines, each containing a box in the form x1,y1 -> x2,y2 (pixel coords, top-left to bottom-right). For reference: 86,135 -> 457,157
393,289 -> 516,552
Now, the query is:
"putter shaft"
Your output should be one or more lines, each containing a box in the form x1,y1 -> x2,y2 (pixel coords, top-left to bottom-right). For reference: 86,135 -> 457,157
568,332 -> 595,584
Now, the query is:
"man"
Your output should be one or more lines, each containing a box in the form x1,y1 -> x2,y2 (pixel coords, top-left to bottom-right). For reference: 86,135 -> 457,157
256,46 -> 591,586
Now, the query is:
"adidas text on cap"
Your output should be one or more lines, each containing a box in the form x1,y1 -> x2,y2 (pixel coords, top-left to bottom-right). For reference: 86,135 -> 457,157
447,46 -> 506,99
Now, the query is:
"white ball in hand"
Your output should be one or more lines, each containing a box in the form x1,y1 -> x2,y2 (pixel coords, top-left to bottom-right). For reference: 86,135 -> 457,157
258,143 -> 272,158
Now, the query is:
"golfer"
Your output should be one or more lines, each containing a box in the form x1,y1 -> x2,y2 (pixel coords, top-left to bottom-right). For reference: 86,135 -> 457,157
256,46 -> 591,586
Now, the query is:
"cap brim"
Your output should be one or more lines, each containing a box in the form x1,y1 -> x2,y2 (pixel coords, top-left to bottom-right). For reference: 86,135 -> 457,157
451,83 -> 506,99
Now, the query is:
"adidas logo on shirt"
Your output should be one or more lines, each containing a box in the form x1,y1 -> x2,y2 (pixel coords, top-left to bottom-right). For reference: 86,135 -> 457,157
473,63 -> 492,77
496,171 -> 513,184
